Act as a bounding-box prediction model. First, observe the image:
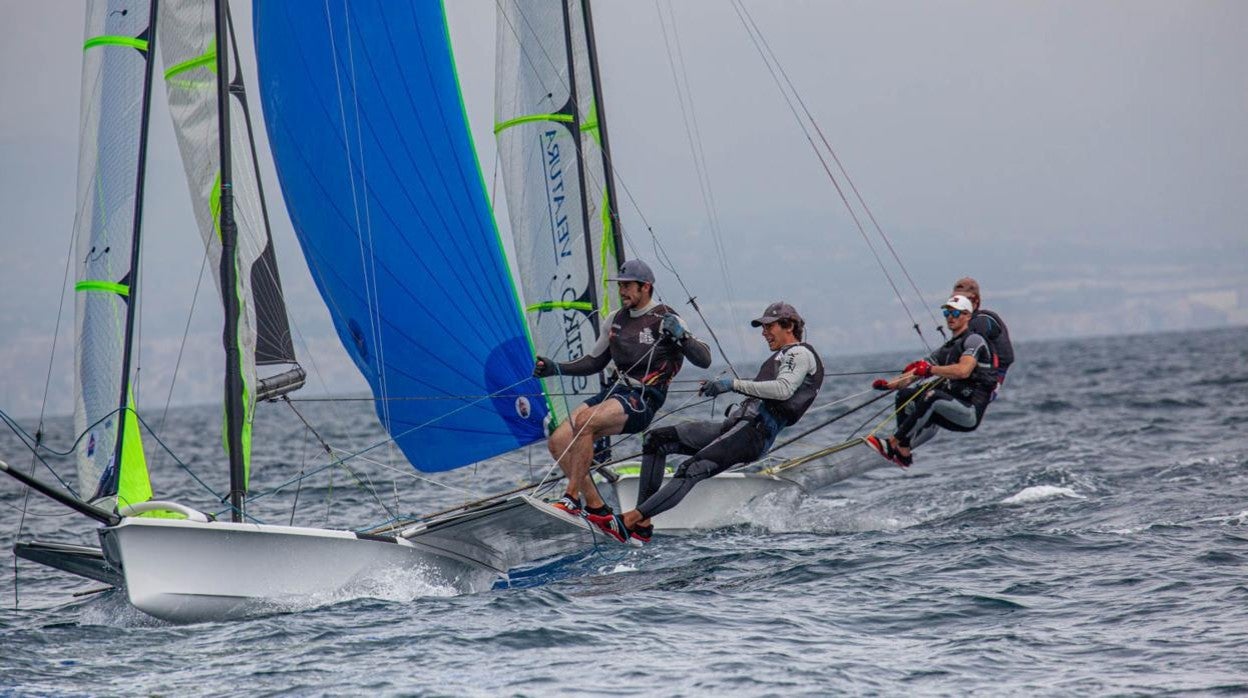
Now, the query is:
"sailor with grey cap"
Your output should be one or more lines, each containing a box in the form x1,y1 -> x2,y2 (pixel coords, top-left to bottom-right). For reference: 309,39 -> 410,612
588,301 -> 823,543
532,259 -> 712,520
866,294 -> 997,467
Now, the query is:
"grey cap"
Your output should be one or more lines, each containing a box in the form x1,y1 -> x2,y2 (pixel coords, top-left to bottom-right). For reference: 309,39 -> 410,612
751,301 -> 803,327
606,259 -> 655,285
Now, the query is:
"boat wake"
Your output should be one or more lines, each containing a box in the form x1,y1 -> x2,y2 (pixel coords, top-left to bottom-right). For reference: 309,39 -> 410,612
748,491 -> 920,534
1000,485 -> 1085,505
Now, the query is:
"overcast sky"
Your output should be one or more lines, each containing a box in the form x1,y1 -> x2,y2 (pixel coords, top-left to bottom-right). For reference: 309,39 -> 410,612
1,0 -> 1245,416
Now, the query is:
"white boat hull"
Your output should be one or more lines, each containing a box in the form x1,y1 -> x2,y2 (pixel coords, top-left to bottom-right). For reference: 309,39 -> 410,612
613,472 -> 802,531
399,495 -> 631,573
101,517 -> 499,623
609,441 -> 889,532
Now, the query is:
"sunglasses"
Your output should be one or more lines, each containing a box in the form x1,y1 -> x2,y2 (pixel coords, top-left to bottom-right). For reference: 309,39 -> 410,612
942,308 -> 966,319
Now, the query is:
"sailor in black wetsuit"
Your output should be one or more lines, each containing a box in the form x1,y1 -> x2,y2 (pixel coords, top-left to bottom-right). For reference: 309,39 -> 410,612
588,302 -> 823,543
952,277 -> 1014,388
867,295 -> 997,467
532,259 -> 712,519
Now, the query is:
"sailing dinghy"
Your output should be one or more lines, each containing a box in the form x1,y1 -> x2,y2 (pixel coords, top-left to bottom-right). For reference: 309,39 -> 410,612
5,0 -> 633,623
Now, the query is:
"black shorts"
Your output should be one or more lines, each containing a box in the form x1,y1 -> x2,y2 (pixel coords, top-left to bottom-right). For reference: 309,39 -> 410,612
583,384 -> 665,434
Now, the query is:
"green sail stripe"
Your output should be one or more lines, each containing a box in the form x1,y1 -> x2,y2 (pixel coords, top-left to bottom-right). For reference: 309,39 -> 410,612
75,280 -> 130,296
599,189 -> 614,318
493,113 -> 574,134
526,300 -> 595,313
210,171 -> 223,241
220,252 -> 254,488
83,35 -> 149,52
114,392 -> 153,511
164,48 -> 217,80
583,99 -> 602,146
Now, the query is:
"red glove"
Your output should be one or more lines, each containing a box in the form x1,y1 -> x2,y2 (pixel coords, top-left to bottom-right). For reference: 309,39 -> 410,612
872,379 -> 890,391
906,360 -> 932,378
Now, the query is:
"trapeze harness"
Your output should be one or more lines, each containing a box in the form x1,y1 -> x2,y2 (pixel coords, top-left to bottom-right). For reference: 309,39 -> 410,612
969,308 -> 1013,384
558,302 -> 711,413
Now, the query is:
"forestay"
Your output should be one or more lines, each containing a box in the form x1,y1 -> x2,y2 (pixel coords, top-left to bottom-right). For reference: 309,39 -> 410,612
253,0 -> 548,471
494,0 -> 621,427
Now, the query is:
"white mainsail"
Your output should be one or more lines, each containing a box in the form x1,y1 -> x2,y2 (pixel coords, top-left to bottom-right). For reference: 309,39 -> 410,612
72,0 -> 155,508
494,0 -> 621,427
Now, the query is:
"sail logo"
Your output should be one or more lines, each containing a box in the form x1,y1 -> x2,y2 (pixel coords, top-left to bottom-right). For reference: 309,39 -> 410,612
542,130 -> 573,261
515,396 -> 531,419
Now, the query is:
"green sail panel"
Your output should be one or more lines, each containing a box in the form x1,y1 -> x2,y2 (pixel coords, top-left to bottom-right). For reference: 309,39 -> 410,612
158,0 -> 298,485
72,0 -> 153,507
495,0 -> 619,427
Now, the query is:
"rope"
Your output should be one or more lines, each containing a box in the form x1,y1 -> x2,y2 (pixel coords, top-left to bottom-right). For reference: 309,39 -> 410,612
654,0 -> 747,359
865,378 -> 946,438
728,0 -> 933,351
497,0 -> 740,376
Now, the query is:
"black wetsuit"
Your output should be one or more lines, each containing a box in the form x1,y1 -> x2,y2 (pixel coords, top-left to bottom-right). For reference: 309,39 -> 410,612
635,343 -> 823,519
894,330 -> 996,449
968,308 -> 1013,383
556,301 -> 712,433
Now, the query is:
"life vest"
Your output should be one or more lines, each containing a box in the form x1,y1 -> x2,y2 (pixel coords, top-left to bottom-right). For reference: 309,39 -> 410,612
931,331 -> 997,407
606,304 -> 685,389
737,342 -> 825,426
969,309 -> 1013,371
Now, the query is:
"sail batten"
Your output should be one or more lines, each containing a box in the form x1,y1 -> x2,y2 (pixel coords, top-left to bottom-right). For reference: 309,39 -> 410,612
255,0 -> 547,472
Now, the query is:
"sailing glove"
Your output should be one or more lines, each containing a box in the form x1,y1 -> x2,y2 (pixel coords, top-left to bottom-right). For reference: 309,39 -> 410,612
660,313 -> 687,342
533,356 -> 558,378
700,377 -> 735,397
872,379 -> 890,390
905,360 -> 933,378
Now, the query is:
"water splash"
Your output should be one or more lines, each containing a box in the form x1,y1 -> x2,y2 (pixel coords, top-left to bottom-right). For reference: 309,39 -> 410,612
1000,485 -> 1084,505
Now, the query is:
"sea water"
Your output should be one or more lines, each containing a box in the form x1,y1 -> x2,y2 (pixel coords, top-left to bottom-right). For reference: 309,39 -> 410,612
1,326 -> 1246,695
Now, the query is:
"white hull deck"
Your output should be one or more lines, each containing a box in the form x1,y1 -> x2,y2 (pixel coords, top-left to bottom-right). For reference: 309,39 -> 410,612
101,517 -> 500,623
396,494 -> 631,573
609,440 -> 889,532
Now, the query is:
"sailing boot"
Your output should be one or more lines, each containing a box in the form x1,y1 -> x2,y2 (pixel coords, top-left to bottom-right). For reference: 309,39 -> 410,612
551,494 -> 582,516
586,513 -> 631,544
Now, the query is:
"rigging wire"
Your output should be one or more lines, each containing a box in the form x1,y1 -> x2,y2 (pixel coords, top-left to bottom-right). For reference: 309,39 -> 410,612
654,0 -> 747,359
731,2 -> 945,342
12,201 -> 78,607
156,246 -> 210,440
496,0 -> 740,377
323,1 -> 393,440
727,0 -> 933,352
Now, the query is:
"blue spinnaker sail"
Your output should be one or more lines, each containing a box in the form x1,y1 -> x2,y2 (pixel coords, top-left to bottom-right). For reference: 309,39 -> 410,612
254,0 -> 547,471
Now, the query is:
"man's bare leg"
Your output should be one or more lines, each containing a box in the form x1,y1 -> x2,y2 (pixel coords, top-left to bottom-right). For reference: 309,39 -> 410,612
567,400 -> 628,509
546,409 -> 581,497
550,401 -> 628,507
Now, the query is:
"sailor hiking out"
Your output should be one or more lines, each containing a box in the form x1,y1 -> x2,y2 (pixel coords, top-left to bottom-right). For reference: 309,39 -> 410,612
867,294 -> 997,467
533,259 -> 712,519
589,302 -> 823,543
952,276 -> 1014,388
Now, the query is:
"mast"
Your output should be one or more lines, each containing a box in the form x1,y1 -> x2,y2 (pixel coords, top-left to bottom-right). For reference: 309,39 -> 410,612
215,0 -> 247,522
109,0 -> 160,493
579,0 -> 625,263
560,0 -> 601,339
